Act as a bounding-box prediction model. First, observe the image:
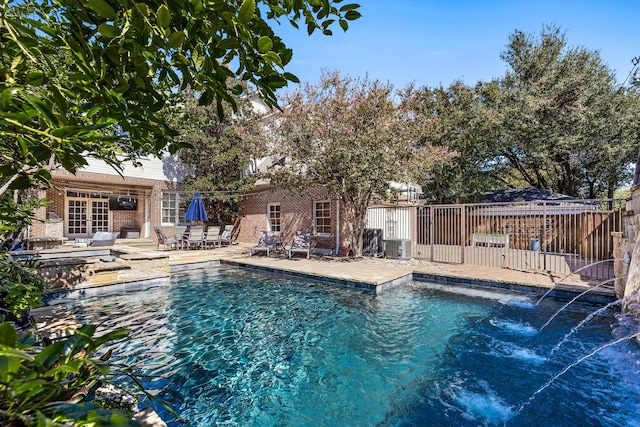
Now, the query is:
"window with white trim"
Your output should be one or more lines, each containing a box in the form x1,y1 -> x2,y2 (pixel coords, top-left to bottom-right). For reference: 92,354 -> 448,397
267,203 -> 281,233
161,192 -> 179,224
314,200 -> 331,236
407,185 -> 420,204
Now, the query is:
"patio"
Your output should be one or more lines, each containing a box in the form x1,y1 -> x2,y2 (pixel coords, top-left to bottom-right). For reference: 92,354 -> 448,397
18,237 -> 613,299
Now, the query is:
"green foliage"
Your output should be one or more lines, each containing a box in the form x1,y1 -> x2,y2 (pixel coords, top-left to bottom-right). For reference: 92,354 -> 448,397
614,187 -> 631,200
400,81 -> 500,203
270,71 -> 436,255
0,322 -> 138,426
0,194 -> 49,324
173,88 -> 265,225
0,194 -> 48,245
494,25 -> 640,198
0,0 -> 360,197
403,25 -> 640,201
0,252 -> 44,319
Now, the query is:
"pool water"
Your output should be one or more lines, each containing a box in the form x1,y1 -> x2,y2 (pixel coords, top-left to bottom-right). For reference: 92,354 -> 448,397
54,268 -> 640,426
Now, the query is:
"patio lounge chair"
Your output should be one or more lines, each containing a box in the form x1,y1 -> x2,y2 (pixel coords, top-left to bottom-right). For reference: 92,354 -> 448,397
74,231 -> 119,248
91,232 -> 119,246
174,225 -> 188,249
288,231 -> 311,259
154,226 -> 178,250
219,225 -> 234,246
202,226 -> 221,249
184,226 -> 204,250
250,231 -> 276,256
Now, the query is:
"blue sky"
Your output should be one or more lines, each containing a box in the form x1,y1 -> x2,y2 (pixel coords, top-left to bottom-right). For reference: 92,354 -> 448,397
271,0 -> 638,91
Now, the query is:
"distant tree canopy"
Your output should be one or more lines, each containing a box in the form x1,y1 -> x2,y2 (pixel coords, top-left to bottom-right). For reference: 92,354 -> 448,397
400,81 -> 500,203
405,25 -> 640,203
494,25 -> 640,199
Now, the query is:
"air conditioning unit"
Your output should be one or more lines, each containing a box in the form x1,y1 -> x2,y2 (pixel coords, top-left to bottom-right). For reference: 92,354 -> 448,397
384,239 -> 411,260
362,228 -> 383,257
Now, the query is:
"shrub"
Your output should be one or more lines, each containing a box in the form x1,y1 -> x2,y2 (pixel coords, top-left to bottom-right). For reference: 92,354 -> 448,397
0,253 -> 45,325
0,322 -> 140,426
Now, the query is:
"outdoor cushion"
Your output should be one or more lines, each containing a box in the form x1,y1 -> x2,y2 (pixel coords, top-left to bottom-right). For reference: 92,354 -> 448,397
91,232 -> 119,246
288,231 -> 311,259
250,231 -> 276,256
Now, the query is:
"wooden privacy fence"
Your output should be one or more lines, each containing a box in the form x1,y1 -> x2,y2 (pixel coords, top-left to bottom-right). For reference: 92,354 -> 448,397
365,199 -> 624,280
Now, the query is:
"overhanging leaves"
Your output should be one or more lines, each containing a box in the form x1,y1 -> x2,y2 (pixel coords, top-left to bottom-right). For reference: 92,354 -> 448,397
0,0 -> 361,228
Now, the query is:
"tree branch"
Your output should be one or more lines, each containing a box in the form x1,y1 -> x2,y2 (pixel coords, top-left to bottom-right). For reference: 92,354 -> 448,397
0,165 -> 37,196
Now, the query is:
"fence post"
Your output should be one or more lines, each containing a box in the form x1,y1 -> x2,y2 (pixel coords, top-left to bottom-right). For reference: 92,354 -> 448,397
410,205 -> 417,259
543,201 -> 547,271
460,204 -> 465,264
430,206 -> 434,261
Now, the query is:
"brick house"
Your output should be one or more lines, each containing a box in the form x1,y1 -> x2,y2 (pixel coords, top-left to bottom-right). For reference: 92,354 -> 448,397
236,174 -> 422,255
27,152 -> 348,253
26,92 -> 421,252
28,154 -> 188,246
27,152 -> 421,253
237,184 -> 344,255
26,93 -> 270,247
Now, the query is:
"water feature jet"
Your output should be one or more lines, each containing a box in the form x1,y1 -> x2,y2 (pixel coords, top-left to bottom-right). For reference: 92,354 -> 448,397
517,331 -> 640,417
538,277 -> 618,332
549,291 -> 640,356
535,259 -> 618,306
550,299 -> 623,355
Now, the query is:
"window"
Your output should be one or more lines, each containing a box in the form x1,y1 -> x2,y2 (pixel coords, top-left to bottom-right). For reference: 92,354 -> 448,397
314,200 -> 331,236
407,185 -> 421,204
268,203 -> 281,233
161,192 -> 179,224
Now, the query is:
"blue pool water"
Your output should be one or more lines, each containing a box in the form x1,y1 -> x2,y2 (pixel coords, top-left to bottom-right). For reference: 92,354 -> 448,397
53,268 -> 640,426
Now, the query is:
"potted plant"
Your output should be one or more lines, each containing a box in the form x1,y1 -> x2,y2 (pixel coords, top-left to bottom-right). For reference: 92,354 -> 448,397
340,244 -> 351,257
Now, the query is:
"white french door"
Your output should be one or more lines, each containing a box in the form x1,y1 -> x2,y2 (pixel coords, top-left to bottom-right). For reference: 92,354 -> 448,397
67,198 -> 110,238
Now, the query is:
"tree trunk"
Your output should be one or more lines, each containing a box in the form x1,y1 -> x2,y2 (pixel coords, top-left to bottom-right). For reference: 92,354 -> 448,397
588,180 -> 596,199
503,148 -> 537,188
340,192 -> 371,257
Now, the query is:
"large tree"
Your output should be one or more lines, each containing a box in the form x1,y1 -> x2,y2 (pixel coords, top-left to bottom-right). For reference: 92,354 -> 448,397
0,0 -> 360,239
173,88 -> 266,225
400,81 -> 500,203
494,25 -> 640,198
578,86 -> 640,198
0,2 -> 360,424
270,71 -> 438,256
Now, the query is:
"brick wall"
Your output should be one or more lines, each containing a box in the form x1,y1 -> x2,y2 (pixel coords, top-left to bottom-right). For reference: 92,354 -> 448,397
112,210 -> 141,236
238,185 -> 345,252
30,170 -> 352,253
26,188 -> 48,238
27,169 -> 182,244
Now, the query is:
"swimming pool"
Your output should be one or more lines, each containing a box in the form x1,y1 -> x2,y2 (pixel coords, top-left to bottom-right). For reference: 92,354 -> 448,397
53,267 -> 640,426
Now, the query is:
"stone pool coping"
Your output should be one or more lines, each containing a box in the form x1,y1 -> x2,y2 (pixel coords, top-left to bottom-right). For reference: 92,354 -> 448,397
57,257 -> 616,304
28,241 -> 617,303
163,253 -> 617,303
162,243 -> 617,300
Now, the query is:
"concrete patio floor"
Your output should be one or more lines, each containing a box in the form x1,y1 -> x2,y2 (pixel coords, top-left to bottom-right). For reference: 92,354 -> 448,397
153,241 -> 610,295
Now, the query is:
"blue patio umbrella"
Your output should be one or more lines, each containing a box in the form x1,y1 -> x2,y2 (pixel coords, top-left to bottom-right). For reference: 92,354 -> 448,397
184,191 -> 208,222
